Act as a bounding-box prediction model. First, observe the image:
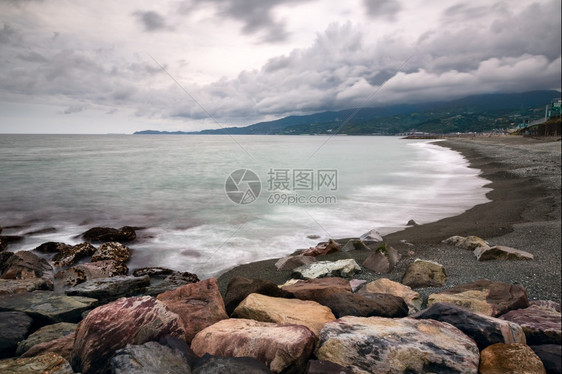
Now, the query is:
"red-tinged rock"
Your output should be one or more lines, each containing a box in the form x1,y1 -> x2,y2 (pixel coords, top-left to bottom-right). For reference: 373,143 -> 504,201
479,343 -> 546,374
21,332 -> 75,361
70,296 -> 185,374
191,318 -> 316,374
500,300 -> 561,345
157,278 -> 228,343
223,276 -> 294,315
281,277 -> 352,301
301,239 -> 340,257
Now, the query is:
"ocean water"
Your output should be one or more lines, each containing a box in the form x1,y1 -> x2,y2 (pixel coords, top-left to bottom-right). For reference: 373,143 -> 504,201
0,135 -> 491,278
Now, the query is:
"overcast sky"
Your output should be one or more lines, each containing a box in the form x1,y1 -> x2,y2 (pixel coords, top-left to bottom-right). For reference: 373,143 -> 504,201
0,0 -> 560,133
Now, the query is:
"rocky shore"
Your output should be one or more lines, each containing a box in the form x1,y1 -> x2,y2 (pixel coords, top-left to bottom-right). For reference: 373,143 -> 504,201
0,135 -> 560,373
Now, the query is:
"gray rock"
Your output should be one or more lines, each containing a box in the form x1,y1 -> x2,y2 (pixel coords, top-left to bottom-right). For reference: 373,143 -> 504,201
306,360 -> 354,374
80,226 -> 136,243
530,344 -> 561,374
275,255 -> 317,271
474,245 -> 535,261
132,267 -> 200,297
341,239 -> 371,252
193,353 -> 273,374
0,352 -> 74,373
0,291 -> 97,324
0,278 -> 54,295
359,229 -> 383,243
0,311 -> 33,358
292,259 -> 361,280
65,275 -> 150,304
111,341 -> 191,374
16,322 -> 77,356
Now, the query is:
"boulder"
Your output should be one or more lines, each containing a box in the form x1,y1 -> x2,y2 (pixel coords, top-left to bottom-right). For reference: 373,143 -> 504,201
479,343 -> 546,374
361,245 -> 401,274
530,345 -> 562,374
0,291 -> 97,324
274,255 -> 317,271
91,241 -> 131,265
306,360 -> 354,374
157,278 -> 228,343
359,229 -> 383,243
0,352 -> 74,374
232,293 -> 336,335
0,235 -> 24,251
301,239 -> 340,257
428,279 -> 529,317
224,276 -> 294,315
401,259 -> 447,288
65,275 -> 150,304
282,277 -> 352,301
34,242 -> 68,254
70,296 -> 185,374
316,292 -> 408,318
316,316 -> 480,374
0,251 -> 54,290
192,353 -> 273,374
413,302 -> 526,350
133,267 -> 200,296
0,311 -> 33,358
406,219 -> 419,226
191,318 -> 316,374
443,235 -> 490,250
358,278 -> 422,314
16,322 -> 77,356
0,278 -> 54,295
474,245 -> 535,261
110,341 -> 191,374
21,332 -> 75,361
500,300 -> 561,345
292,259 -> 361,280
51,242 -> 97,267
80,226 -> 136,243
54,260 -> 128,287
341,239 -> 371,252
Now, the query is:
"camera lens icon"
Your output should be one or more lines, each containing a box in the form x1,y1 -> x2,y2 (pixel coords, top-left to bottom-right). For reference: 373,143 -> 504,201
225,169 -> 261,204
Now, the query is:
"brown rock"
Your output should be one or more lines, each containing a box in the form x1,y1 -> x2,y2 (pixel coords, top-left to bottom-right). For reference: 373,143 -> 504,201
316,292 -> 408,318
80,226 -> 136,243
16,322 -> 77,356
281,277 -> 352,301
0,352 -> 74,374
401,259 -> 447,288
52,243 -> 97,267
361,245 -> 401,273
428,279 -> 529,317
479,343 -> 546,374
0,278 -> 54,295
91,242 -> 131,265
157,278 -> 228,343
474,245 -> 535,261
358,278 -> 422,314
191,318 -> 316,374
70,296 -> 185,374
134,267 -> 200,296
443,235 -> 490,250
232,293 -> 336,335
223,276 -> 294,315
306,360 -> 354,374
21,332 -> 75,361
0,251 -> 53,284
275,255 -> 317,271
55,260 -> 128,287
500,300 -> 561,345
301,239 -> 340,257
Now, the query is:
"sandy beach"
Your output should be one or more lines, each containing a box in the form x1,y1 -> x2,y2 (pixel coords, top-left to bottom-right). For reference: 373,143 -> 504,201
218,135 -> 562,304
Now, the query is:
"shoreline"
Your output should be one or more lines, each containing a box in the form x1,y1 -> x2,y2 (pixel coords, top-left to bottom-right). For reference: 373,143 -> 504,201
217,135 -> 561,302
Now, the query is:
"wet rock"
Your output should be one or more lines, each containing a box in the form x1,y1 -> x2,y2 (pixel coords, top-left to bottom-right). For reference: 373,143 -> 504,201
133,267 -> 200,296
80,226 -> 137,243
500,300 -> 561,345
55,260 -> 128,287
301,239 -> 340,257
316,291 -> 408,318
110,341 -> 191,374
232,293 -> 336,335
479,343 -> 546,374
406,219 -> 419,226
35,242 -> 68,254
0,291 -> 97,324
361,244 -> 401,274
21,332 -> 75,361
359,229 -> 383,243
0,251 -> 54,290
341,239 -> 371,252
70,296 -> 185,374
281,277 -> 352,300
358,278 -> 422,314
306,360 -> 354,374
0,235 -> 24,251
274,255 -> 317,271
192,353 -> 273,374
0,311 -> 33,358
157,278 -> 228,343
0,352 -> 74,374
401,259 -> 447,288
428,279 -> 529,317
0,278 -> 54,295
224,276 -> 294,315
292,259 -> 361,279
91,241 -> 131,266
316,316 -> 480,374
530,345 -> 562,374
443,235 -> 490,250
65,275 -> 150,304
52,243 -> 97,267
474,245 -> 535,261
16,322 -> 77,356
413,302 -> 526,350
191,318 -> 316,374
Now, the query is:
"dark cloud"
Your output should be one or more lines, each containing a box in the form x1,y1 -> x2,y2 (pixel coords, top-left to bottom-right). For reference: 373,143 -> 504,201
0,23 -> 19,44
133,11 -> 171,32
364,0 -> 402,20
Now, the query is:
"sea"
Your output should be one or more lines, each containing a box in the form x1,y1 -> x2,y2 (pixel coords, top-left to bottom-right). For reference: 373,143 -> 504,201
0,135 -> 491,279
